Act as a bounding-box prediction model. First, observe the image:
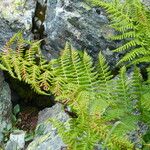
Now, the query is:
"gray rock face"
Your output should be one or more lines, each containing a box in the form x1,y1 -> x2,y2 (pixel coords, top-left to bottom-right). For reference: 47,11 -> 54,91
1,0 -> 150,66
34,0 -> 150,67
27,103 -> 69,150
37,0 -> 120,67
5,130 -> 26,150
0,71 -> 12,143
0,0 -> 36,50
142,0 -> 150,7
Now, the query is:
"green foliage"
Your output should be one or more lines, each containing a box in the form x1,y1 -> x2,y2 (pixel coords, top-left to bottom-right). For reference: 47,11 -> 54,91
1,32 -> 150,149
88,0 -> 150,65
0,32 -> 53,95
49,45 -> 150,149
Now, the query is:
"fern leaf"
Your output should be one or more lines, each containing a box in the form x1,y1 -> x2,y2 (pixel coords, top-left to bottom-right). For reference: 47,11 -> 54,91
111,31 -> 136,40
97,52 -> 113,100
131,56 -> 150,64
113,40 -> 138,52
39,70 -> 52,92
115,66 -> 130,103
20,60 -> 30,82
131,66 -> 142,100
25,41 -> 41,64
117,47 -> 150,64
141,90 -> 150,111
1,55 -> 16,78
11,53 -> 22,80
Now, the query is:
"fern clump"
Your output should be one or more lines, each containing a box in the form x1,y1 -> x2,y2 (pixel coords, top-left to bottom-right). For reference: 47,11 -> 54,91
1,33 -> 150,149
88,0 -> 150,65
0,32 -> 54,95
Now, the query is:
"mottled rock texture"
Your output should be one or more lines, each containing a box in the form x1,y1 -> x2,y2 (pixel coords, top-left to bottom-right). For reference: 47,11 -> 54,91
27,103 -> 69,150
1,0 -> 150,65
0,71 -> 12,143
37,0 -> 120,67
0,0 -> 36,50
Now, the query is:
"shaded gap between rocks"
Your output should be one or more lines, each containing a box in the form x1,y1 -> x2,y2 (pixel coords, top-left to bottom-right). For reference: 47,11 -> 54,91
31,0 -> 47,46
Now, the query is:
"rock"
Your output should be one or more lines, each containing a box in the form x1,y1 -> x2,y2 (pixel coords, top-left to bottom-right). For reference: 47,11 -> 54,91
142,0 -> 150,7
5,141 -> 18,150
5,130 -> 26,150
0,71 -> 12,143
27,103 -> 69,150
33,0 -> 121,68
0,0 -> 36,50
0,0 -> 150,65
33,0 -> 150,68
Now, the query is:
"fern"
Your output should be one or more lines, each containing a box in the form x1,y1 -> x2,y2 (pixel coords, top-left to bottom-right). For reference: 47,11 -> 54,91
1,33 -> 150,149
0,32 -> 51,95
97,52 -> 113,101
48,46 -> 136,149
89,0 -> 150,65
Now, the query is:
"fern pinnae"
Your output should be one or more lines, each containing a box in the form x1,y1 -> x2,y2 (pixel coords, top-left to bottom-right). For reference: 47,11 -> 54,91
27,64 -> 49,95
97,52 -> 113,100
59,44 -> 73,80
130,56 -> 150,64
70,48 -> 84,86
39,70 -> 52,92
116,66 -> 130,103
117,47 -> 149,65
90,0 -> 150,65
111,31 -> 136,40
25,40 -> 41,64
82,51 -> 98,91
111,23 -> 136,33
130,66 -> 143,115
5,31 -> 22,48
11,52 -> 22,80
113,39 -> 138,53
1,55 -> 16,78
20,60 -> 30,82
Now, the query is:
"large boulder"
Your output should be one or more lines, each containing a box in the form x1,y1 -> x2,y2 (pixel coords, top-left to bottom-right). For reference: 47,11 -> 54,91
27,103 -> 69,150
33,0 -> 150,67
35,0 -> 120,67
0,71 -> 12,143
0,0 -> 36,50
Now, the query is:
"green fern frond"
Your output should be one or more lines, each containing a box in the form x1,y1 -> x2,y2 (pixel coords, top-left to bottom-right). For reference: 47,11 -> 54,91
97,52 -> 113,100
4,31 -> 23,48
147,68 -> 150,84
39,70 -> 52,92
115,66 -> 130,103
11,53 -> 22,80
20,60 -> 30,82
89,0 -> 150,65
113,40 -> 138,53
27,65 -> 49,95
1,32 -> 150,149
141,92 -> 150,111
0,55 -> 16,78
25,40 -> 41,64
111,31 -> 136,40
131,66 -> 142,99
117,47 -> 150,64
130,56 -> 150,64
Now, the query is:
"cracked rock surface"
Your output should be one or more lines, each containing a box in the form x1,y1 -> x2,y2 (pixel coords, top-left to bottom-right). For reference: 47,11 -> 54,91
27,103 -> 69,150
40,0 -> 120,66
0,71 -> 12,143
